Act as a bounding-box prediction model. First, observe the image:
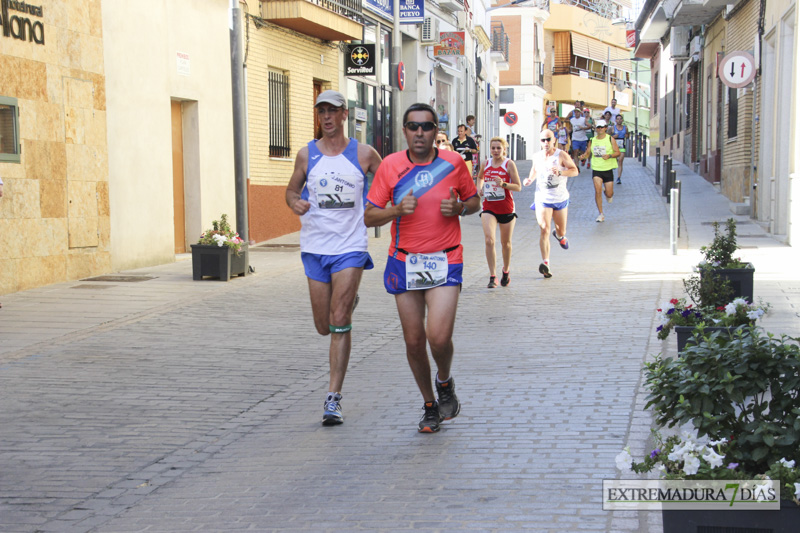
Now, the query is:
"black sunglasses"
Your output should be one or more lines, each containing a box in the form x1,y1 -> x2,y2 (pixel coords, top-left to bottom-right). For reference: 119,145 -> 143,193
596,125 -> 607,128
540,137 -> 554,142
405,121 -> 437,132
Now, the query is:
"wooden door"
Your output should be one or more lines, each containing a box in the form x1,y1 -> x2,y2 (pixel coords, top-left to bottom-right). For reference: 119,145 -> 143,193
171,100 -> 186,253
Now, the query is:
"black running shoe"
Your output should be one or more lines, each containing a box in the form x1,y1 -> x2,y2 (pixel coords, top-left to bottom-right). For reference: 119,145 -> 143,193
418,401 -> 444,433
539,263 -> 552,278
487,276 -> 497,289
436,378 -> 461,420
500,271 -> 510,287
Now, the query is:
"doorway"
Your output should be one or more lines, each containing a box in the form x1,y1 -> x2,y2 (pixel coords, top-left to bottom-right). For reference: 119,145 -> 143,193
171,100 -> 186,253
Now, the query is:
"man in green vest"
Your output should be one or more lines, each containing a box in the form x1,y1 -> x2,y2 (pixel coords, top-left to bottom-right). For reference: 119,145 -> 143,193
580,119 -> 620,223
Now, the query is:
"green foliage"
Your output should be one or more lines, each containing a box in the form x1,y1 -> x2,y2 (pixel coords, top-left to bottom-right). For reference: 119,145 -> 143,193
700,218 -> 746,269
644,326 -> 800,479
197,214 -> 245,255
655,298 -> 767,340
684,268 -> 734,309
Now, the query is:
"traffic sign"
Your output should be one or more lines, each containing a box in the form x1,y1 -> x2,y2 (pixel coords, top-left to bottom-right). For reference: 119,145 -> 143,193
397,62 -> 405,91
718,51 -> 756,88
503,111 -> 518,126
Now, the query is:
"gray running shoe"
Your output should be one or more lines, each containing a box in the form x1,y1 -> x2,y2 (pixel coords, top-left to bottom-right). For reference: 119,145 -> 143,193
436,377 -> 461,420
322,393 -> 343,426
539,262 -> 552,278
418,401 -> 444,433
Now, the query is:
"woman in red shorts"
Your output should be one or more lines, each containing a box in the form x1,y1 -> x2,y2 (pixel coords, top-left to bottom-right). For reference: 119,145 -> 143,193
476,137 -> 522,288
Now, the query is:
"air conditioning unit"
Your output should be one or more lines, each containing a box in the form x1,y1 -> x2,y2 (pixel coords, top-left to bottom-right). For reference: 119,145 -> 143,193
689,35 -> 703,56
670,26 -> 690,60
421,17 -> 440,45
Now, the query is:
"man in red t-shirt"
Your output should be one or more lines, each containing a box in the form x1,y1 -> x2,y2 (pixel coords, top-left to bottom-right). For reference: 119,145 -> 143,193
365,103 -> 479,433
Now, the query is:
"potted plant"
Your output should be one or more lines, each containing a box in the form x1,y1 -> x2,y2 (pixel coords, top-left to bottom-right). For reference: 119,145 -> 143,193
191,214 -> 249,281
617,326 -> 800,531
655,297 -> 768,352
688,218 -> 755,306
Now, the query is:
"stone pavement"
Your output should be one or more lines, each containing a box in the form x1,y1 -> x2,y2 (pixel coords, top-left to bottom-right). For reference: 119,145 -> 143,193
1,156 -> 798,533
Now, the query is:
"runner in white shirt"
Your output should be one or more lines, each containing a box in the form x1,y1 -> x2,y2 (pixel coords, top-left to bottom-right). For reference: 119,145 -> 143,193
523,129 -> 580,278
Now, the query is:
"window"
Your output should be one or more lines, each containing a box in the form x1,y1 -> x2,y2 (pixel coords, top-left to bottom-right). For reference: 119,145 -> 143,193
0,96 -> 21,163
269,70 -> 290,158
727,87 -> 738,139
653,72 -> 659,114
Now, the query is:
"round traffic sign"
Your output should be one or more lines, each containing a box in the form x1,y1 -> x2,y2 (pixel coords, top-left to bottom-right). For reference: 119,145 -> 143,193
397,62 -> 405,91
504,111 -> 518,126
719,51 -> 756,88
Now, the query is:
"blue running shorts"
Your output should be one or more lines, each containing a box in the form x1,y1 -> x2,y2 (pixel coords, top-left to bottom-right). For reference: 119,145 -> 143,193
301,251 -> 374,283
571,140 -> 587,152
383,255 -> 463,295
531,199 -> 570,211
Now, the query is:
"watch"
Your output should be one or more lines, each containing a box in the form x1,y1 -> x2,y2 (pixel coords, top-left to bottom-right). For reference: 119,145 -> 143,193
460,203 -> 468,216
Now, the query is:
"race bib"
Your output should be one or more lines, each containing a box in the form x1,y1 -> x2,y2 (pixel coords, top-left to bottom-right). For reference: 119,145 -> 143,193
316,176 -> 357,209
405,252 -> 448,290
483,181 -> 506,201
592,145 -> 607,157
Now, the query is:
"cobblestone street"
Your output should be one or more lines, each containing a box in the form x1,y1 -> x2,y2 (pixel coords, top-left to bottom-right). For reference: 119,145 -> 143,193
2,159 -> 798,532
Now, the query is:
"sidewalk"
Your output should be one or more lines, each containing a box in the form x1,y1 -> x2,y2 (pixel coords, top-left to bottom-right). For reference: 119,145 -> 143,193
0,157 -> 797,532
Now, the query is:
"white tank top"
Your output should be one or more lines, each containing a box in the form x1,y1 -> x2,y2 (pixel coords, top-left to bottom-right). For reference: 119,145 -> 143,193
300,138 -> 368,255
533,148 -> 569,204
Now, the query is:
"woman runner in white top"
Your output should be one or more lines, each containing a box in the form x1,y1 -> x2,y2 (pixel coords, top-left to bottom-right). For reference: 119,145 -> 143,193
523,128 -> 580,278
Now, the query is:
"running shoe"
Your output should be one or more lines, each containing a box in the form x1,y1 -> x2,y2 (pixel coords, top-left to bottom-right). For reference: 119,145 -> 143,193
322,393 -> 343,426
418,401 -> 444,433
500,271 -> 510,287
607,194 -> 614,203
596,213 -> 605,223
552,230 -> 569,250
487,276 -> 497,289
539,263 -> 552,279
436,378 -> 461,420
616,178 -> 622,184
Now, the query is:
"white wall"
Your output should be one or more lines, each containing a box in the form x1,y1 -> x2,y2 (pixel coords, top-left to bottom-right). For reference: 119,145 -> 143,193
103,0 -> 235,270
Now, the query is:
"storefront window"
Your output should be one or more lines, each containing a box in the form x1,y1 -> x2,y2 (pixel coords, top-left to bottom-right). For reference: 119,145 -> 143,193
380,27 -> 391,84
436,81 -> 450,132
0,96 -> 21,163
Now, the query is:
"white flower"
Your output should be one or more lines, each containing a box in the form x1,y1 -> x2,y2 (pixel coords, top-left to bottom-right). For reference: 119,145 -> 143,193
683,455 -> 701,475
703,449 -> 725,469
212,233 -> 227,247
656,464 -> 666,474
747,308 -> 765,320
794,483 -> 800,499
725,302 -> 737,316
708,438 -> 728,446
615,448 -> 633,472
661,300 -> 676,311
732,298 -> 747,306
779,458 -> 796,468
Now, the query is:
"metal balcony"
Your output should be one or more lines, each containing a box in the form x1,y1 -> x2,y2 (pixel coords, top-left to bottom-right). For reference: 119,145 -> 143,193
260,0 -> 364,41
491,21 -> 510,67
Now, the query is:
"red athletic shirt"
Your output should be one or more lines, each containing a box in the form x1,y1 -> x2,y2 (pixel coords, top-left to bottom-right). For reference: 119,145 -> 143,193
367,148 -> 477,263
481,158 -> 515,215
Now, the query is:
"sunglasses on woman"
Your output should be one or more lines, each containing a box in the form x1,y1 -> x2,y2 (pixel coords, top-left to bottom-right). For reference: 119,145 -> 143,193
405,121 -> 437,132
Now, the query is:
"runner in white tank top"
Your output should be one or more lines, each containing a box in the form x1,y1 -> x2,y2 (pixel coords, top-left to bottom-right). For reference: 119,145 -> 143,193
523,129 -> 580,278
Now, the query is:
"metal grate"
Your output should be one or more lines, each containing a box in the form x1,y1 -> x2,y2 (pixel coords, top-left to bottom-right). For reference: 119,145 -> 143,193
80,275 -> 156,282
269,70 -> 290,158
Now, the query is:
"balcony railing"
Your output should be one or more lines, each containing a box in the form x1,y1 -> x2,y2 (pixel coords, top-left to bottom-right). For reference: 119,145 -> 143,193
491,21 -> 509,62
553,66 -> 630,88
262,0 -> 363,25
551,0 -> 620,19
534,61 -> 545,88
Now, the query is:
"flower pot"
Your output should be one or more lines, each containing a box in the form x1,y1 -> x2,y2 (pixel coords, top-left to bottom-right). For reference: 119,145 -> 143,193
662,499 -> 799,533
190,243 -> 249,281
674,325 -> 737,353
701,263 -> 755,302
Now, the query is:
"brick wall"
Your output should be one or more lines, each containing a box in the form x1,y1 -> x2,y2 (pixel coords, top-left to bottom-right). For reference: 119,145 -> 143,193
721,0 -> 760,203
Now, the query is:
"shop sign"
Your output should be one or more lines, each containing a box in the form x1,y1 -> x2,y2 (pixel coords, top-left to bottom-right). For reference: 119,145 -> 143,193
345,44 -> 376,76
434,32 -> 465,57
363,0 -> 392,21
0,0 -> 45,45
399,0 -> 424,24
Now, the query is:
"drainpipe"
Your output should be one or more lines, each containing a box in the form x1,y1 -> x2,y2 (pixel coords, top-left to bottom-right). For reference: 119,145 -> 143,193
230,0 -> 249,242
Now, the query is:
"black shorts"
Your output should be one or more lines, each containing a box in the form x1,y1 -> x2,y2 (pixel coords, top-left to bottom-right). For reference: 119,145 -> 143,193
592,169 -> 615,183
481,211 -> 518,224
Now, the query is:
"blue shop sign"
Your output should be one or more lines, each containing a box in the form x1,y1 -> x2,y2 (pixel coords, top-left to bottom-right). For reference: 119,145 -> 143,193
364,0 -> 393,21
399,0 -> 424,24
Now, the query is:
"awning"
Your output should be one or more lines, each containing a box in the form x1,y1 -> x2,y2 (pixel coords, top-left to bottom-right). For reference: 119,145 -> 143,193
571,33 -> 632,72
640,4 -> 670,41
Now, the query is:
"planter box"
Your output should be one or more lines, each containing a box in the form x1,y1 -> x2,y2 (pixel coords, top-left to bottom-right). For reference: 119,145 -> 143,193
674,325 -> 738,353
701,263 -> 755,302
662,499 -> 799,533
190,243 -> 249,281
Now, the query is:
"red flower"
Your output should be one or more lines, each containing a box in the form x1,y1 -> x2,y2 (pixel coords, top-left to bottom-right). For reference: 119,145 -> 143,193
670,298 -> 679,305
